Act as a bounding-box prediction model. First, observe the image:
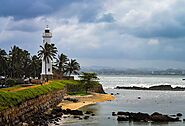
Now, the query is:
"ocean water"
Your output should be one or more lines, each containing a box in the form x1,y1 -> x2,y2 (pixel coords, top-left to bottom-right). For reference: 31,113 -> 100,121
57,75 -> 185,126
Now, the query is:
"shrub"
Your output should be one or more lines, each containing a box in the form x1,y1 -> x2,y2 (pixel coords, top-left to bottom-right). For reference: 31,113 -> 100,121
5,79 -> 16,87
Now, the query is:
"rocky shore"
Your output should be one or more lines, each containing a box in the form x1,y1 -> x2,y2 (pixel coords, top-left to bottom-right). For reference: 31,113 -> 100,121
112,111 -> 182,122
115,85 -> 185,91
19,107 -> 96,126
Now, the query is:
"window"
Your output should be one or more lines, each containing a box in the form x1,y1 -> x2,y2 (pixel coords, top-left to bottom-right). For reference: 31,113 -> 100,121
48,68 -> 50,72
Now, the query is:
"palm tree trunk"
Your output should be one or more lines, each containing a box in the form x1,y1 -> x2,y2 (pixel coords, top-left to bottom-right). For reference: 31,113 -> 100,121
45,60 -> 48,82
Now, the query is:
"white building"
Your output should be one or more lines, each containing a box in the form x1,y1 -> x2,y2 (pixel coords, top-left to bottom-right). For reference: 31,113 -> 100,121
41,25 -> 53,80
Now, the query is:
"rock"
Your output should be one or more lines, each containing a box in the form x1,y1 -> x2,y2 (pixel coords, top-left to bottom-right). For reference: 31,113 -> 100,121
84,116 -> 90,120
117,116 -> 129,121
117,111 -> 129,116
131,112 -> 151,122
151,112 -> 180,122
85,111 -> 93,114
112,112 -> 117,116
66,109 -> 72,114
70,110 -> 83,115
177,113 -> 182,117
64,97 -> 79,103
74,115 -> 80,118
115,85 -> 185,91
22,122 -> 29,126
91,114 -> 95,116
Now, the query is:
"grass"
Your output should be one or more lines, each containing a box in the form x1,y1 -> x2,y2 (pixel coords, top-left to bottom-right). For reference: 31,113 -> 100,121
0,85 -> 22,92
0,80 -> 78,111
0,80 -> 101,111
68,91 -> 88,96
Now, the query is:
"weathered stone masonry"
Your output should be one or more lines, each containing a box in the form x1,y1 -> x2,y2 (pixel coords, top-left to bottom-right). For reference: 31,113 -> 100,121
0,89 -> 67,126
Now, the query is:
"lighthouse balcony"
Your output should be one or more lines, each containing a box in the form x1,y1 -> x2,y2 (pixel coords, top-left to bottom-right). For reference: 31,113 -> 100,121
42,33 -> 52,37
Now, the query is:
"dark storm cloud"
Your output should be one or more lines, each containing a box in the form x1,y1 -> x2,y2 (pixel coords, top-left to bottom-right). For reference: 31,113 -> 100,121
0,0 -> 84,19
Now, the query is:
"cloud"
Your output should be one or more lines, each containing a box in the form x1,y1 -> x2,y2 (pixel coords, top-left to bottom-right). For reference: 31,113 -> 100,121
147,39 -> 159,46
1,0 -> 185,68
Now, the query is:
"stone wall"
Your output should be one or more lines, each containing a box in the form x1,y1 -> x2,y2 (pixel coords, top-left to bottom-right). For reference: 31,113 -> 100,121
0,89 -> 67,126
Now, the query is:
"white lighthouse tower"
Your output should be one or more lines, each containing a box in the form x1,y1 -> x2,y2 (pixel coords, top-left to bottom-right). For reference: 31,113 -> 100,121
41,25 -> 53,80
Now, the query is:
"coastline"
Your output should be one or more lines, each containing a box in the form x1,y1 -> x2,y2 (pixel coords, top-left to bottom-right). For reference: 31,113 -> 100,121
58,93 -> 115,110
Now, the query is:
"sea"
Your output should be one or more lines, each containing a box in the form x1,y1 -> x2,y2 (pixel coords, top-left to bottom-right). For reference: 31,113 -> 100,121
53,75 -> 185,126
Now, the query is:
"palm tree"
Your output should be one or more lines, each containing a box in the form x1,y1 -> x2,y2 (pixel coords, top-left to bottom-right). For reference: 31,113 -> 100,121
79,72 -> 99,93
38,43 -> 57,81
66,59 -> 80,77
0,49 -> 7,76
8,46 -> 31,78
56,53 -> 69,78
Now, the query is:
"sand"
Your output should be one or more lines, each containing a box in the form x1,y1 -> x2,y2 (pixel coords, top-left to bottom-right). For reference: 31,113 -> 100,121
58,93 -> 115,110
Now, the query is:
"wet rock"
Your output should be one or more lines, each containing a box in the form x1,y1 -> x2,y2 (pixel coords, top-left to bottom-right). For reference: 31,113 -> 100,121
64,97 -> 79,103
112,112 -> 117,116
91,114 -> 95,116
151,112 -> 179,122
177,113 -> 182,117
74,115 -> 80,118
117,111 -> 129,116
131,112 -> 151,122
84,116 -> 90,120
70,110 -> 83,115
85,111 -> 93,114
117,116 -> 129,121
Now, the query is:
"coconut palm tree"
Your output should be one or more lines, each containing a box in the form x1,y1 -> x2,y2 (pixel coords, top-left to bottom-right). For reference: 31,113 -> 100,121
56,53 -> 69,78
66,59 -> 80,77
38,43 -> 57,81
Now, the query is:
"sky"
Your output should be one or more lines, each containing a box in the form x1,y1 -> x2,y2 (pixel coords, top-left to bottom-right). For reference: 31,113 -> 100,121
1,0 -> 185,69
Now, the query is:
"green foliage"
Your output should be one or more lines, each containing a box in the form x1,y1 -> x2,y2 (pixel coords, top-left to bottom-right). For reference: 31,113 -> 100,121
0,46 -> 42,79
65,59 -> 80,76
5,79 -> 16,87
79,72 -> 99,93
0,80 -> 67,111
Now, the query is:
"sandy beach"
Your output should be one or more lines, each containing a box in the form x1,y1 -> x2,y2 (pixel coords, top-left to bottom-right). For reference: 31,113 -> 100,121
58,93 -> 115,110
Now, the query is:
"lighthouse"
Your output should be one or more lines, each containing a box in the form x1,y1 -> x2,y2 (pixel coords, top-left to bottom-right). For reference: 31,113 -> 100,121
41,25 -> 53,80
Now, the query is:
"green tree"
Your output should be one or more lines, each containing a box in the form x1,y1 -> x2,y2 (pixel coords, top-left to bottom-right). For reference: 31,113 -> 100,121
8,46 -> 31,78
79,72 -> 99,93
0,49 -> 7,76
55,53 -> 69,78
66,59 -> 80,77
30,55 -> 42,78
38,43 -> 57,81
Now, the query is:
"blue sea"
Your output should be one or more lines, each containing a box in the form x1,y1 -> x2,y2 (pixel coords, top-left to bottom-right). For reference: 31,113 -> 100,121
54,75 -> 185,126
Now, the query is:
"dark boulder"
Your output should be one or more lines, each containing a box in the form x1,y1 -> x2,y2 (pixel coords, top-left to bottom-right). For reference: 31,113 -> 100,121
70,110 -> 83,115
151,112 -> 179,122
117,116 -> 129,121
112,112 -> 117,116
85,111 -> 93,114
176,113 -> 182,117
84,116 -> 90,120
117,111 -> 129,116
131,112 -> 151,122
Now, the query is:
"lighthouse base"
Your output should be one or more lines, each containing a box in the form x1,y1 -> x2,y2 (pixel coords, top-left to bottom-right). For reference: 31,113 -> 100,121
41,74 -> 53,81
